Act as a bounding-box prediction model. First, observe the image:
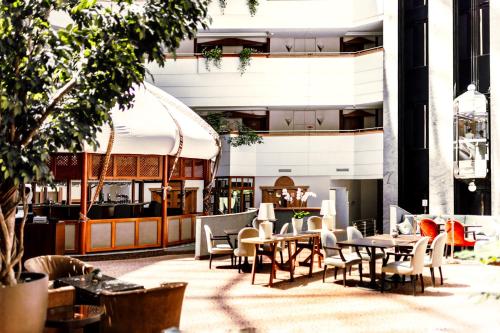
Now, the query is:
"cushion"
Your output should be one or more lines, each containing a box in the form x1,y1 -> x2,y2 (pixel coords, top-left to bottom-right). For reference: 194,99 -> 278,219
398,219 -> 413,235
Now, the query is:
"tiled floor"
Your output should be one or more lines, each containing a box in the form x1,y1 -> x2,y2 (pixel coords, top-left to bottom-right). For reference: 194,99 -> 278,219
90,254 -> 500,333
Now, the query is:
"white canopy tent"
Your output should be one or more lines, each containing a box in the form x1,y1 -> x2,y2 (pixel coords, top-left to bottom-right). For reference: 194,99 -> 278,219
86,82 -> 219,160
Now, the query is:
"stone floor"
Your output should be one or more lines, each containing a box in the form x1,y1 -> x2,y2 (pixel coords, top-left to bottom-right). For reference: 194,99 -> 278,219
89,253 -> 500,333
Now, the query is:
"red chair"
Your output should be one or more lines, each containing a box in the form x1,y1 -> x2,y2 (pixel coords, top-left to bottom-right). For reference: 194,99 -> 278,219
419,218 -> 440,243
445,220 -> 476,255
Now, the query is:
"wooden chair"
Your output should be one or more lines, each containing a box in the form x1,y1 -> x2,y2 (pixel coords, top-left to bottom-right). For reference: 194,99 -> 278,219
99,282 -> 187,333
204,224 -> 234,269
424,232 -> 447,287
381,237 -> 429,296
24,255 -> 94,280
321,230 -> 363,286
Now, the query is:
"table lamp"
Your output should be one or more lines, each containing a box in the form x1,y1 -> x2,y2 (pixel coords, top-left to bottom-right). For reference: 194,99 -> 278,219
320,200 -> 336,230
257,203 -> 275,239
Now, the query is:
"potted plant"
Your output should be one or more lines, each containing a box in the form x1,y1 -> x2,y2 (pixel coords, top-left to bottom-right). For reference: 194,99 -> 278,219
238,47 -> 254,75
282,188 -> 316,234
202,47 -> 223,71
0,1 -> 208,332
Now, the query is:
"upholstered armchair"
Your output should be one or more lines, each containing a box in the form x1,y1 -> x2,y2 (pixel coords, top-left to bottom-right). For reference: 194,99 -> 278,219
445,220 -> 476,254
234,227 -> 259,273
424,232 -> 447,287
99,282 -> 187,333
419,218 -> 440,243
307,216 -> 322,231
321,230 -> 363,286
24,255 -> 94,281
204,224 -> 234,269
381,237 -> 429,296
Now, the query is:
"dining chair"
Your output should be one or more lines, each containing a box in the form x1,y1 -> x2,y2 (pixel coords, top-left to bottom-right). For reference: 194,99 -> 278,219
307,216 -> 322,231
424,232 -> 447,287
233,227 -> 259,273
204,224 -> 234,269
419,218 -> 440,243
381,236 -> 429,296
321,230 -> 363,287
347,226 -> 385,261
445,220 -> 476,256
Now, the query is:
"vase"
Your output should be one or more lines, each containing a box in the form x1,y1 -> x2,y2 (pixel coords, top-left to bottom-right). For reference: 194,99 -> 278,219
292,218 -> 303,235
259,221 -> 273,239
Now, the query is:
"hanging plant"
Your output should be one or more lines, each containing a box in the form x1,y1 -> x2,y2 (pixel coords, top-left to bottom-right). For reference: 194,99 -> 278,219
202,47 -> 222,71
218,0 -> 227,14
247,0 -> 259,16
238,48 -> 253,75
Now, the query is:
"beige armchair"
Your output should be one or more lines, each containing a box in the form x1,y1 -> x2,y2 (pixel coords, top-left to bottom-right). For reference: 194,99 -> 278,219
321,230 -> 363,286
24,255 -> 94,280
424,232 -> 447,287
234,228 -> 259,273
204,224 -> 234,269
307,216 -> 322,231
99,282 -> 187,333
381,236 -> 429,296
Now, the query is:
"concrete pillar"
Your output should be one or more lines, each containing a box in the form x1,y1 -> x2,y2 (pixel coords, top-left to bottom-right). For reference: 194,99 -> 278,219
428,0 -> 454,215
490,1 -> 500,215
382,0 -> 399,232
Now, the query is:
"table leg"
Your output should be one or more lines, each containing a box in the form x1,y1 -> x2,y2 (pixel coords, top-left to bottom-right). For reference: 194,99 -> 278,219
269,243 -> 277,287
251,245 -> 258,285
308,237 -> 316,277
287,241 -> 294,281
369,247 -> 377,287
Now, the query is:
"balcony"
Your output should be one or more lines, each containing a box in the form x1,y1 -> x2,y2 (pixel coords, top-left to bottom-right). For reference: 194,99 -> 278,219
147,47 -> 383,108
205,0 -> 383,31
218,128 -> 383,179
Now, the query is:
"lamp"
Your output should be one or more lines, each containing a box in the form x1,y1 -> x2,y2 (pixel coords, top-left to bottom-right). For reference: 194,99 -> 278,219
468,181 -> 477,192
320,200 -> 336,230
257,203 -> 275,239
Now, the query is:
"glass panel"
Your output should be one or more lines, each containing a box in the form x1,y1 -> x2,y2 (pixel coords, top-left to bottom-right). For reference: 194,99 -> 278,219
194,160 -> 204,178
184,159 -> 193,178
217,189 -> 229,214
139,220 -> 158,245
242,190 -> 254,211
168,218 -> 180,243
115,222 -> 135,247
231,190 -> 242,213
90,223 -> 112,249
412,21 -> 427,68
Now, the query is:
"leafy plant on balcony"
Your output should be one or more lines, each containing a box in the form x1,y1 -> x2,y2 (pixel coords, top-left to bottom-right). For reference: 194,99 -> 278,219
247,0 -> 259,16
204,113 -> 263,147
202,47 -> 223,71
238,48 -> 254,75
218,0 -> 227,14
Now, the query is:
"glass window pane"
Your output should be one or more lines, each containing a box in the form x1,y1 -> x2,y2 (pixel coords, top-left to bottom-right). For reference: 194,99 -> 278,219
231,190 -> 242,213
184,159 -> 193,178
194,160 -> 203,178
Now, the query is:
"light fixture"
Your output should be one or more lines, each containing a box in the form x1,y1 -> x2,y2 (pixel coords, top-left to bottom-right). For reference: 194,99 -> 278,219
320,200 -> 336,230
316,115 -> 324,126
284,117 -> 292,127
468,181 -> 477,192
317,42 -> 324,52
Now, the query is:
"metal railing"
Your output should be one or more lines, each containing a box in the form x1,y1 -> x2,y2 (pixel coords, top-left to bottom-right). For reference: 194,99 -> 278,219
253,127 -> 383,136
350,218 -> 377,237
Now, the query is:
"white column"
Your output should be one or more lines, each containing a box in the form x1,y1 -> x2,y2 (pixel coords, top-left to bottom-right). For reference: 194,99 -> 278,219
382,0 -> 398,232
428,0 -> 454,215
490,2 -> 500,215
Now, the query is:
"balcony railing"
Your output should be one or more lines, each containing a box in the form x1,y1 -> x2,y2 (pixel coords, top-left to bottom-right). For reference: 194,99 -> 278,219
253,127 -> 383,137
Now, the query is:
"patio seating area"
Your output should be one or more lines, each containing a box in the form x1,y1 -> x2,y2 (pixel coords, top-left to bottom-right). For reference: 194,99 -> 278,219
88,252 -> 500,332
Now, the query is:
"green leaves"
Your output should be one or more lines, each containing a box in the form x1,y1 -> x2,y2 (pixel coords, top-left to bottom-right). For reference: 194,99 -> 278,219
203,113 -> 263,147
0,0 -> 209,186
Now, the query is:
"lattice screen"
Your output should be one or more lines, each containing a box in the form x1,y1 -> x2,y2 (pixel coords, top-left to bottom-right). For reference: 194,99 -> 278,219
139,156 -> 161,178
115,156 -> 137,177
91,155 -> 113,178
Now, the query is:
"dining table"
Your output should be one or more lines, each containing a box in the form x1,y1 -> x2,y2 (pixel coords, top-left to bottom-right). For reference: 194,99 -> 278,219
337,234 -> 421,289
241,231 -> 321,287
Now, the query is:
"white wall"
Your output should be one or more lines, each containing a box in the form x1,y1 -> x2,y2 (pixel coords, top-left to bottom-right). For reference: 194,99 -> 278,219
148,49 -> 383,108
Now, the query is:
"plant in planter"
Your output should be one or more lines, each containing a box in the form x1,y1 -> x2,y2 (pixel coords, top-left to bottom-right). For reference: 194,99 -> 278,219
282,188 -> 316,234
238,47 -> 254,75
202,47 -> 223,71
0,2 -> 208,329
218,0 -> 227,13
203,113 -> 263,147
247,0 -> 259,16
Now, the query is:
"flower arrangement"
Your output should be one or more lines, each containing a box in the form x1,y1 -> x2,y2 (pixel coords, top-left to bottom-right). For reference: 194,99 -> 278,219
281,188 -> 317,219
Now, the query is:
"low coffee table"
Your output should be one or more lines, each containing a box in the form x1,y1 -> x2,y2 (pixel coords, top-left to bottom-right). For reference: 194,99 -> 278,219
54,274 -> 144,305
46,304 -> 104,333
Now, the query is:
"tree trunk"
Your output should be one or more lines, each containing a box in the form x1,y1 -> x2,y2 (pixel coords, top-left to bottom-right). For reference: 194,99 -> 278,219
0,181 -> 22,286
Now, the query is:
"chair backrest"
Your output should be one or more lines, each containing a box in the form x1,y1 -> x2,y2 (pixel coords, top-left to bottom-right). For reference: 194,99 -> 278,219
347,226 -> 364,252
410,237 -> 430,274
279,223 -> 290,248
321,230 -> 338,258
100,282 -> 187,333
24,255 -> 94,280
203,224 -> 214,252
445,220 -> 467,245
251,217 -> 258,229
430,232 -> 447,267
236,228 -> 259,257
307,216 -> 322,231
419,218 -> 440,242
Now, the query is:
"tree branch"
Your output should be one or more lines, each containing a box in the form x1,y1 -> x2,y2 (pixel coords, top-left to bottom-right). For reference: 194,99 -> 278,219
19,75 -> 78,148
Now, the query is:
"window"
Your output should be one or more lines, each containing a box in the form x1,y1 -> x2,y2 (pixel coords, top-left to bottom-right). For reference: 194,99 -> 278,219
213,177 -> 255,214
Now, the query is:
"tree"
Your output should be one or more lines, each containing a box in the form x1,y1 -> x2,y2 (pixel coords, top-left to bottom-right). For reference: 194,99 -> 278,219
0,0 -> 209,286
203,112 -> 263,147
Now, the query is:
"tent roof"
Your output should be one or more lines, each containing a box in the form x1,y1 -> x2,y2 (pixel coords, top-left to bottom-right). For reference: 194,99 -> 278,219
86,83 -> 219,160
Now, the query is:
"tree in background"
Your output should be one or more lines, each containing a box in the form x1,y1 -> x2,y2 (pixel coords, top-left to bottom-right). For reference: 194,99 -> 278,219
0,0 -> 209,286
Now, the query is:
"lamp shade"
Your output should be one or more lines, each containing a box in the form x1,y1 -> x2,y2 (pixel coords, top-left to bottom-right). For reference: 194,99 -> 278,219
257,203 -> 276,221
320,200 -> 336,216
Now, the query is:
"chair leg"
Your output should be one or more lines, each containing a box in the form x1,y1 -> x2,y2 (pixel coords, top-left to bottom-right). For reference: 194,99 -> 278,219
420,274 -> 424,293
238,257 -> 242,273
209,253 -> 213,269
334,267 -> 338,280
349,266 -> 352,276
439,266 -> 443,285
381,272 -> 385,293
280,251 -> 284,264
358,263 -> 363,282
323,265 -> 327,283
343,268 -> 347,287
445,244 -> 448,258
412,275 -> 416,296
430,267 -> 435,287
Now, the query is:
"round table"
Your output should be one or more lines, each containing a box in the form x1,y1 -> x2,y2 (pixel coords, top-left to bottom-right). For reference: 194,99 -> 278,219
46,304 -> 104,332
